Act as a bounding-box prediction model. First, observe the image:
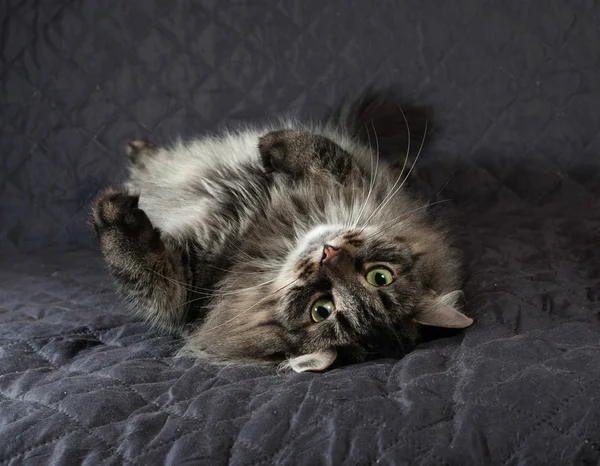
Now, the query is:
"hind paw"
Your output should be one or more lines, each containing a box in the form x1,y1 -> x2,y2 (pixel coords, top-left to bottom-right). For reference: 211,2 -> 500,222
126,138 -> 159,165
91,188 -> 163,252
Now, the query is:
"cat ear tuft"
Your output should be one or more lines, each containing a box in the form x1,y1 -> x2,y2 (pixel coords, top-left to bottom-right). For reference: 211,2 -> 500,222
288,348 -> 337,373
414,291 -> 473,329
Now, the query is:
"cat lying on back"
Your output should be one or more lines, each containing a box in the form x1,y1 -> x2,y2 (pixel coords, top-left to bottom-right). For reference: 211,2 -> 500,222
91,90 -> 472,373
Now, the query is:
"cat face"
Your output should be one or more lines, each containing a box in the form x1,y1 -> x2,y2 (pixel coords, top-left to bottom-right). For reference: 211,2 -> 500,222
185,219 -> 471,372
274,224 -> 472,372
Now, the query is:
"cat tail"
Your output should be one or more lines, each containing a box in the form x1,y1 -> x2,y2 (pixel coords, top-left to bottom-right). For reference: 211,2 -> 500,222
324,87 -> 437,163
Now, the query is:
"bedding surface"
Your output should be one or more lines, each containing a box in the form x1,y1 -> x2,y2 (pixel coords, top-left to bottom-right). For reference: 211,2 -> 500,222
2,1 -> 600,464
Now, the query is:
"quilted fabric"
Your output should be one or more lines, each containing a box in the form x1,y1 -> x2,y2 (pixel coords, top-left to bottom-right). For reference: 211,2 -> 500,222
1,0 -> 600,464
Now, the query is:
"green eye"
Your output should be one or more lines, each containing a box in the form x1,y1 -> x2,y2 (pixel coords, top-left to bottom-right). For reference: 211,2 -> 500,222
311,299 -> 335,323
365,267 -> 394,287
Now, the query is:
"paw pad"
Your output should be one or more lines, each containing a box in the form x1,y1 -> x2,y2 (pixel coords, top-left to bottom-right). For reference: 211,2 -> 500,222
92,189 -> 138,226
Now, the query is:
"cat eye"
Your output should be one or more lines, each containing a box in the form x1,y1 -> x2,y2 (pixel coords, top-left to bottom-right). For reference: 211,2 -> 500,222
365,267 -> 394,287
311,298 -> 335,323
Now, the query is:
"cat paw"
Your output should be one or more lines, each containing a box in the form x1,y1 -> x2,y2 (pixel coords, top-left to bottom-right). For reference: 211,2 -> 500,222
258,129 -> 309,176
126,138 -> 158,165
91,188 -> 163,252
258,130 -> 349,180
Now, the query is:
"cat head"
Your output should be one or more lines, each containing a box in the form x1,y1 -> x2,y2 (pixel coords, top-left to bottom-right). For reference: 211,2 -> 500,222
274,219 -> 472,372
187,217 -> 471,373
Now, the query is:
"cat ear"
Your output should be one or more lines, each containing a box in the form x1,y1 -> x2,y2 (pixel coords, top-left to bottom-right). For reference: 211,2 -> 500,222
414,291 -> 473,329
287,348 -> 337,373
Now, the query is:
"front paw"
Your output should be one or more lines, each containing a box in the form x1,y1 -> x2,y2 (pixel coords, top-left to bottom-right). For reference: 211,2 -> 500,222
126,138 -> 159,166
258,130 -> 351,180
258,129 -> 309,177
91,188 -> 162,252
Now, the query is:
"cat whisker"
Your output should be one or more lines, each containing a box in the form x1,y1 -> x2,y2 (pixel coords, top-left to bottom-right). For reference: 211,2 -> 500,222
207,277 -> 279,296
206,264 -> 279,275
222,239 -> 284,272
362,199 -> 452,241
174,277 -> 281,309
352,121 -> 380,228
144,266 -> 206,294
431,165 -> 457,200
357,104 -> 413,231
222,237 -> 254,261
359,119 -> 427,233
145,267 -> 225,296
197,278 -> 299,333
364,121 -> 376,209
147,267 -> 278,299
367,199 -> 450,234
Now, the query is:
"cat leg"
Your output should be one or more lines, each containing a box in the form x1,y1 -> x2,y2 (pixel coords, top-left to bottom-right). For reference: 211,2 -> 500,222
258,129 -> 360,182
91,188 -> 188,333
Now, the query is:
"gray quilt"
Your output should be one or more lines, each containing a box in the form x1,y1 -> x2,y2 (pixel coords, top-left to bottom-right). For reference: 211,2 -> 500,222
2,1 -> 600,464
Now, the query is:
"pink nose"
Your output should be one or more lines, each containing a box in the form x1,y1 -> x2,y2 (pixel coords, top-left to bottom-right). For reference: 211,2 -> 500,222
321,244 -> 341,263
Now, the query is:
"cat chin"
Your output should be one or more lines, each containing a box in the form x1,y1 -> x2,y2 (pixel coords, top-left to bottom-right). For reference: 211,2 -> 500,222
272,224 -> 346,285
296,224 -> 345,254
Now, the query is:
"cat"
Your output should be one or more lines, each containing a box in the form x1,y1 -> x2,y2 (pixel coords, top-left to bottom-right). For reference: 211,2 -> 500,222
91,89 -> 473,373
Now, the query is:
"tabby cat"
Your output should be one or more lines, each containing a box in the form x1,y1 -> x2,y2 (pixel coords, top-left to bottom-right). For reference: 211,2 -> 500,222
91,90 -> 472,372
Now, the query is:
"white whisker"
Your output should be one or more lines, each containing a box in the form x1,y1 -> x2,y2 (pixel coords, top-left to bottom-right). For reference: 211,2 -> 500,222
147,267 -> 278,300
358,106 -> 415,230
206,264 -> 277,275
198,278 -> 299,333
359,119 -> 427,232
352,121 -> 380,228
224,238 -> 254,261
363,199 -> 452,241
352,122 -> 376,227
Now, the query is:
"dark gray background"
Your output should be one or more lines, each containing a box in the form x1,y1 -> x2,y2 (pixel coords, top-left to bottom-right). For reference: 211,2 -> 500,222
3,0 -> 599,252
1,1 -> 600,465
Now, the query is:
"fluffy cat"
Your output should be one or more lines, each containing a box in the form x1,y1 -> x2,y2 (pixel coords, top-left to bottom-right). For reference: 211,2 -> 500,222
91,90 -> 473,372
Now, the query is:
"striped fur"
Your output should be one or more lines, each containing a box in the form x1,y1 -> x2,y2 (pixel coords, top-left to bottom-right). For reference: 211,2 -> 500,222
92,91 -> 472,372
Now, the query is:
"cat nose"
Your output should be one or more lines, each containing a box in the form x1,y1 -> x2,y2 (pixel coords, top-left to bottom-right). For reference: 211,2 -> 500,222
321,244 -> 341,264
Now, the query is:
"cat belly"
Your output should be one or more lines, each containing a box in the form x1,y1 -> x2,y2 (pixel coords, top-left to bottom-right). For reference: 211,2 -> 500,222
124,158 -> 216,239
124,130 -> 268,239
138,194 -> 210,239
